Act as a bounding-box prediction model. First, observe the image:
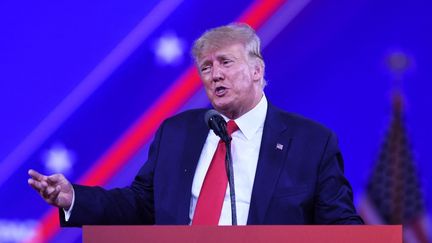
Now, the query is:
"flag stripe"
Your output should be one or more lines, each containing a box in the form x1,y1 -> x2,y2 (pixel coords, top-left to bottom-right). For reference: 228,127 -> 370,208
411,217 -> 429,243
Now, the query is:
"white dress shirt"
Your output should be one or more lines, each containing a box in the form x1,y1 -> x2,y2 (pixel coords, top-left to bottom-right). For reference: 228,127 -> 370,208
189,94 -> 268,225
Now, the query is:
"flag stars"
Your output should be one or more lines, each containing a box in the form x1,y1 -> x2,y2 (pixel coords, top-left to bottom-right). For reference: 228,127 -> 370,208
42,143 -> 75,175
153,31 -> 185,66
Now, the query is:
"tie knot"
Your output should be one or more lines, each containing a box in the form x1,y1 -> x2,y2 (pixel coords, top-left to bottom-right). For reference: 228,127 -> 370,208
226,120 -> 239,136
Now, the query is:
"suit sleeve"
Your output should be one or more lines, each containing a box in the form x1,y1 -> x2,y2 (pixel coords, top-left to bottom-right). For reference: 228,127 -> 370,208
59,121 -> 165,227
314,132 -> 364,224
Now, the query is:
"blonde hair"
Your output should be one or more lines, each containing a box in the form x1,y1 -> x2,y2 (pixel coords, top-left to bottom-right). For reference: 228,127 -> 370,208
192,23 -> 266,86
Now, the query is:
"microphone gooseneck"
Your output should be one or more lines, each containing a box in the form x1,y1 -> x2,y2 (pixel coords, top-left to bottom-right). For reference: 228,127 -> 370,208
204,109 -> 237,225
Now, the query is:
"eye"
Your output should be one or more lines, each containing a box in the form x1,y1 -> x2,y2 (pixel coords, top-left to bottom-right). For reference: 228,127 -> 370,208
222,59 -> 233,66
201,65 -> 211,73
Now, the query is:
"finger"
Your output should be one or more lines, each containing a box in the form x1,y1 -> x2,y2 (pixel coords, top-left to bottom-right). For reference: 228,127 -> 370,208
40,180 -> 48,189
41,185 -> 56,198
28,178 -> 48,192
28,178 -> 44,191
47,185 -> 61,203
36,180 -> 49,196
28,169 -> 47,181
47,174 -> 62,184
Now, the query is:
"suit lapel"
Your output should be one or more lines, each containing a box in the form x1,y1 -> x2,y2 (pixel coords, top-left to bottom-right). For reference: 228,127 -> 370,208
247,104 -> 291,224
176,110 -> 210,224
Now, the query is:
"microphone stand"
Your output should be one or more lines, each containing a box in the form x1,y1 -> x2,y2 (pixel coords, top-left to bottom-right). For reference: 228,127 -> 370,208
225,139 -> 237,225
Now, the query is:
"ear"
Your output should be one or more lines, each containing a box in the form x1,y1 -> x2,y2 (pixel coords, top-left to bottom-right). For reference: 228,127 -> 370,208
252,60 -> 264,82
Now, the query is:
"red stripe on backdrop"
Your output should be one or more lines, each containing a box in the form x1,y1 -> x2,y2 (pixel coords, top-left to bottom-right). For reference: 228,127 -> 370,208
82,67 -> 200,186
239,0 -> 285,29
28,0 -> 287,242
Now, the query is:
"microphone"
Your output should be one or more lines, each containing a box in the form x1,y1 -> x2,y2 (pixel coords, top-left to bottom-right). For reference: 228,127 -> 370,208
203,109 -> 238,225
204,110 -> 230,143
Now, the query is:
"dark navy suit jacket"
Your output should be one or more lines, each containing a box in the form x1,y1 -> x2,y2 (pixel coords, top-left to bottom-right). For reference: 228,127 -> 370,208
61,103 -> 363,226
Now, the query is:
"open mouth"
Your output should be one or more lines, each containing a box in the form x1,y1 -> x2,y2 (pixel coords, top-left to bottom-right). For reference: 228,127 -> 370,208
215,86 -> 227,96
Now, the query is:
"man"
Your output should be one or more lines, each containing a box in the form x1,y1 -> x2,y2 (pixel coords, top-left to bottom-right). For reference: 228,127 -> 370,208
28,23 -> 363,225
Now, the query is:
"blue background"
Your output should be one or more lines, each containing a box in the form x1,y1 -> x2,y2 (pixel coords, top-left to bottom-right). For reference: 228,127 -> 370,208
0,0 -> 430,242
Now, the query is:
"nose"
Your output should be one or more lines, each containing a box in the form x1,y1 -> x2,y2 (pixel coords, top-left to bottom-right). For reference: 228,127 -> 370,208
211,65 -> 224,82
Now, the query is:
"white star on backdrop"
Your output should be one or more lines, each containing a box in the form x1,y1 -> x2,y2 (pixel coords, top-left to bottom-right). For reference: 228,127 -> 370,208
42,143 -> 75,175
153,32 -> 185,66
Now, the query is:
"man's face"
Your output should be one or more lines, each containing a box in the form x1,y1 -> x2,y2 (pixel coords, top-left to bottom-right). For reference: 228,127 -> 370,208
197,43 -> 263,119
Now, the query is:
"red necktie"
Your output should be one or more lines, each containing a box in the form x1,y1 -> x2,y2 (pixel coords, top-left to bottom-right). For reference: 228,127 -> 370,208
192,120 -> 239,225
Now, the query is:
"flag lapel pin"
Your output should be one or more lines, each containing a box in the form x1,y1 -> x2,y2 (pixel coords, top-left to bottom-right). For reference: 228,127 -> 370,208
276,143 -> 284,150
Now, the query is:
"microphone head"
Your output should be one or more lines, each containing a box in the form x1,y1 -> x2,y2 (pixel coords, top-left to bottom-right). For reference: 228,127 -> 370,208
204,109 -> 221,128
204,109 -> 229,142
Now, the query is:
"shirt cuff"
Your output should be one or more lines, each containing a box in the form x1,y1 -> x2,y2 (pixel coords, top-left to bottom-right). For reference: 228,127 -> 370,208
63,187 -> 75,222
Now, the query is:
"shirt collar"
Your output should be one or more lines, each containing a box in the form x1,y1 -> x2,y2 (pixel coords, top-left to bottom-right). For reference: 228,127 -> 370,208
221,94 -> 268,140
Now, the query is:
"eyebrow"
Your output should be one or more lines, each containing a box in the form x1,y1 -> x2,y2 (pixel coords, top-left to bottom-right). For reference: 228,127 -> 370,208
200,54 -> 237,65
218,54 -> 237,60
199,60 -> 212,69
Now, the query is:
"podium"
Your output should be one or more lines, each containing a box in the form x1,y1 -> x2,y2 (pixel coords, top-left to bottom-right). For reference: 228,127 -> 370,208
83,225 -> 402,243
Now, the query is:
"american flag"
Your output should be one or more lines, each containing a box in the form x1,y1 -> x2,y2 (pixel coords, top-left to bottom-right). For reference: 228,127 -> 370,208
359,93 -> 430,243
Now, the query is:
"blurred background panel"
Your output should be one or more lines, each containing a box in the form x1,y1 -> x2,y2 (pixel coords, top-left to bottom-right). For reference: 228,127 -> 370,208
0,0 -> 430,242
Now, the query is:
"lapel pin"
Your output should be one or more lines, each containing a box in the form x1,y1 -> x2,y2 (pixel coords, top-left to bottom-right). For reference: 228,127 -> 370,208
276,143 -> 284,150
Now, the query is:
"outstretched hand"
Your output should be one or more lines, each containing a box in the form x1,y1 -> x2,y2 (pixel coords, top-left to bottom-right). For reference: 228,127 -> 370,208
28,169 -> 74,210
